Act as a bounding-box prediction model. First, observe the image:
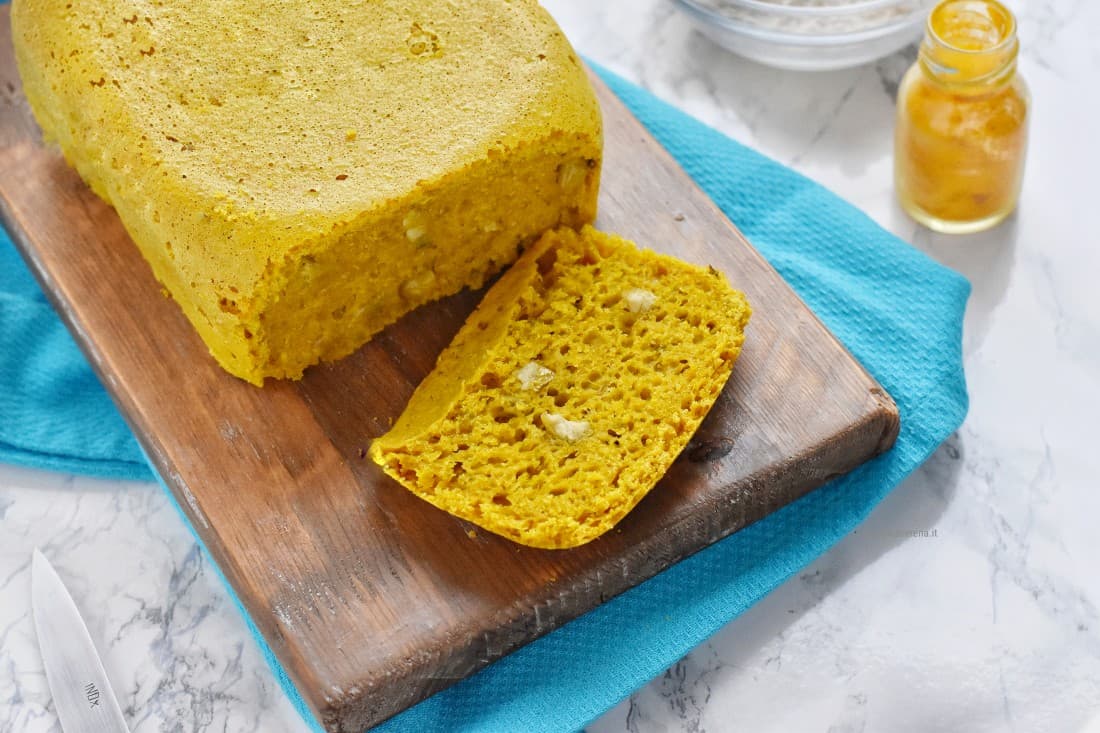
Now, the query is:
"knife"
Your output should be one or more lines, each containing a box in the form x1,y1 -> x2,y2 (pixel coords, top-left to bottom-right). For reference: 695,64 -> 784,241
31,549 -> 131,733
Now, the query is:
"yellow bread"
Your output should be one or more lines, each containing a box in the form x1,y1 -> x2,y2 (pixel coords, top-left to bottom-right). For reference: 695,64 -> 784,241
11,0 -> 602,384
370,226 -> 752,549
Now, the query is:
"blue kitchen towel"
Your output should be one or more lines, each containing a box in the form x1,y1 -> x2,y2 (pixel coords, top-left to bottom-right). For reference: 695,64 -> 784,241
0,66 -> 969,731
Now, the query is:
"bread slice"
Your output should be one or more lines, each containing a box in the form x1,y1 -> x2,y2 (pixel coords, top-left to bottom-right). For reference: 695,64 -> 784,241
11,0 -> 602,384
370,226 -> 751,549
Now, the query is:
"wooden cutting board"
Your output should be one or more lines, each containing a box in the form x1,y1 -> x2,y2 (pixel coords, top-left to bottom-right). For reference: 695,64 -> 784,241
0,8 -> 898,731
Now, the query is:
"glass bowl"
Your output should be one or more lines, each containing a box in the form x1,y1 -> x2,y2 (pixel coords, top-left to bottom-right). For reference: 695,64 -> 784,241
670,0 -> 934,71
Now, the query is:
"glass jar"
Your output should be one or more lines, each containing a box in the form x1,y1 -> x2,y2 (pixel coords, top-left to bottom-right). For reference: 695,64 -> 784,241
894,0 -> 1029,234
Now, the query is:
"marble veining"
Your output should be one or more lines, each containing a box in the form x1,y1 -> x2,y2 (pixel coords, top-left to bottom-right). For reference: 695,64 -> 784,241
0,469 -> 303,733
2,1 -> 1098,731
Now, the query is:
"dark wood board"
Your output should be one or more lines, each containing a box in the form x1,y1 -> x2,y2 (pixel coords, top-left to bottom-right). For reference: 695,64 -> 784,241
0,8 -> 898,731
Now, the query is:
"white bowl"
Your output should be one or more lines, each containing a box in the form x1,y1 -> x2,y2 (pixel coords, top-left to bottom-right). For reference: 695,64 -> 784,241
671,0 -> 933,71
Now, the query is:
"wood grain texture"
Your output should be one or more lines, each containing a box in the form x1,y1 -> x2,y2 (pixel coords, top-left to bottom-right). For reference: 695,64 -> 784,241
0,8 -> 898,730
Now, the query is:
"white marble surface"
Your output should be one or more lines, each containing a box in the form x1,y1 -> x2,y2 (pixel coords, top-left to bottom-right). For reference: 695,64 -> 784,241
2,0 -> 1098,731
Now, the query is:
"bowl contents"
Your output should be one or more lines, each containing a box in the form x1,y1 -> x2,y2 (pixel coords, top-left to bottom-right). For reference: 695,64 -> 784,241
11,0 -> 602,385
693,0 -> 927,35
672,0 -> 935,70
894,0 -> 1029,233
370,225 -> 751,549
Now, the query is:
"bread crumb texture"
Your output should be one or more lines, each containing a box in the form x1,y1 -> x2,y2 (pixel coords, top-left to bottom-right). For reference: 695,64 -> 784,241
370,226 -> 752,549
11,0 -> 602,384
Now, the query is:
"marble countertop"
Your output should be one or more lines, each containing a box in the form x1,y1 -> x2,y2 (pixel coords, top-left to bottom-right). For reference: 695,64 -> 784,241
3,0 -> 1098,731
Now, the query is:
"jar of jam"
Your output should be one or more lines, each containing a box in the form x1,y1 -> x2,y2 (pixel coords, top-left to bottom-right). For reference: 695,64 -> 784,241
894,0 -> 1029,234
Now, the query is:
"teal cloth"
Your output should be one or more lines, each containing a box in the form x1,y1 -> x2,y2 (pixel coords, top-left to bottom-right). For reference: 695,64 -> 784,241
0,65 -> 969,732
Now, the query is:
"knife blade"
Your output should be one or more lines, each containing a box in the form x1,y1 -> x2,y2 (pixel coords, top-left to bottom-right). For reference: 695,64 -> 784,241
31,548 -> 130,733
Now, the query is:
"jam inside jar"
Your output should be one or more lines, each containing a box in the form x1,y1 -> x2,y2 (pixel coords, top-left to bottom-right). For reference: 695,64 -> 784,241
894,0 -> 1030,234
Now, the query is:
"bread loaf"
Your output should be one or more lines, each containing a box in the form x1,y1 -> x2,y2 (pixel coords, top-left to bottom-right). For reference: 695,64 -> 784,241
12,0 -> 602,384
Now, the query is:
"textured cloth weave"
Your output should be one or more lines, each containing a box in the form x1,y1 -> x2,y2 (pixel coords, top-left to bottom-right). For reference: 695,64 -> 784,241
0,64 -> 969,732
